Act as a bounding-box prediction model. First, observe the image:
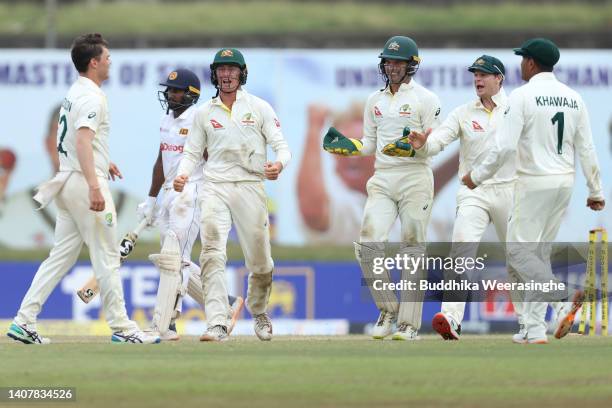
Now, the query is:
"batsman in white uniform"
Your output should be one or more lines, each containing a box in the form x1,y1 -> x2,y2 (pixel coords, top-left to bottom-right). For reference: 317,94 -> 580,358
324,36 -> 441,340
465,38 -> 605,344
408,55 -> 525,340
6,33 -> 158,344
174,49 -> 291,342
139,68 -> 244,341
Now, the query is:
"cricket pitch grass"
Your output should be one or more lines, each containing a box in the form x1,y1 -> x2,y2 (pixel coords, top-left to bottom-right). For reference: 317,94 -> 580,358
1,334 -> 612,408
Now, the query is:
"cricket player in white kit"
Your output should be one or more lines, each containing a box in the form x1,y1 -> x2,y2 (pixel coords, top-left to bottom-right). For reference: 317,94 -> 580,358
324,36 -> 441,340
407,55 -> 525,340
464,38 -> 605,344
6,33 -> 159,344
138,68 -> 244,341
174,48 -> 291,342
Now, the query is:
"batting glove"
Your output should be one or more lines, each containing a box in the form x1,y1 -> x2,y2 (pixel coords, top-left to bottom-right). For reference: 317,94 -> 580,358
136,196 -> 157,226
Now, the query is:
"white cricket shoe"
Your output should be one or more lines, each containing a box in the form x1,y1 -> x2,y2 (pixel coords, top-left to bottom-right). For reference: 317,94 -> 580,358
144,323 -> 180,342
512,325 -> 528,344
112,329 -> 160,344
392,323 -> 420,341
432,312 -> 461,340
6,323 -> 50,345
253,313 -> 273,341
228,296 -> 245,335
372,311 -> 396,340
554,290 -> 585,339
200,325 -> 229,342
526,333 -> 548,344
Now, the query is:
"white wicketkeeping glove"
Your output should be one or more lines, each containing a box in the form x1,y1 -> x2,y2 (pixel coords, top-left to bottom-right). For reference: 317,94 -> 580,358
136,196 -> 157,226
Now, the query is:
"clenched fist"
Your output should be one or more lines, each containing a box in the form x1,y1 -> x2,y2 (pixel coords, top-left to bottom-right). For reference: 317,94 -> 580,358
173,174 -> 189,192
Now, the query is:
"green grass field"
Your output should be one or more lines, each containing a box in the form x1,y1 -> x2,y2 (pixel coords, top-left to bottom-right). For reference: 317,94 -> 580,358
0,1 -> 609,36
1,334 -> 612,408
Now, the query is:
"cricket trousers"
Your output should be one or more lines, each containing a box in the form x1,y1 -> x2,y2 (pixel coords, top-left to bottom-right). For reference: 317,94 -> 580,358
441,182 -> 525,326
357,165 -> 434,330
506,174 -> 574,337
15,172 -> 137,332
198,180 -> 274,327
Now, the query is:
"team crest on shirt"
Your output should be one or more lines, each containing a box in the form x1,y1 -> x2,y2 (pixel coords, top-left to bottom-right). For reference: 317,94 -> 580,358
399,104 -> 412,116
179,128 -> 189,135
274,118 -> 281,128
374,106 -> 382,117
472,120 -> 484,132
210,119 -> 224,129
241,113 -> 256,127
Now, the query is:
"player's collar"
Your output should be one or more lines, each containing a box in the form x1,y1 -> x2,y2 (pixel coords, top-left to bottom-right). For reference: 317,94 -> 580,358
530,72 -> 557,82
384,80 -> 415,95
212,88 -> 247,106
77,75 -> 102,93
474,88 -> 507,110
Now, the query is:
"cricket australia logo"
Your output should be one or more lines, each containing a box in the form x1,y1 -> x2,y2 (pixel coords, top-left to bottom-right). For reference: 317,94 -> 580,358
388,41 -> 400,51
399,104 -> 412,116
241,113 -> 256,127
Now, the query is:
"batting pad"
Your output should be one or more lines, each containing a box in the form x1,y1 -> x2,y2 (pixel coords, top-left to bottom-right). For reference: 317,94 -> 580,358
149,231 -> 182,331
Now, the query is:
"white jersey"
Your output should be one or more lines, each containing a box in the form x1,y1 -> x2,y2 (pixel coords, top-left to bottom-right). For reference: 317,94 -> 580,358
420,89 -> 516,185
472,73 -> 603,199
57,76 -> 110,178
178,89 -> 291,182
361,80 -> 441,169
159,105 -> 203,189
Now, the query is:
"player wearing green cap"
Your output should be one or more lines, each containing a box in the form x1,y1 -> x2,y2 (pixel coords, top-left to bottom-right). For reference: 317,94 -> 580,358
464,38 -> 605,344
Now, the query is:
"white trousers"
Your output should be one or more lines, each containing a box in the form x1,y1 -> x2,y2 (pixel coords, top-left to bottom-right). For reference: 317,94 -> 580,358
441,183 -> 525,325
506,174 -> 574,337
359,165 -> 434,330
15,172 -> 137,332
198,181 -> 273,327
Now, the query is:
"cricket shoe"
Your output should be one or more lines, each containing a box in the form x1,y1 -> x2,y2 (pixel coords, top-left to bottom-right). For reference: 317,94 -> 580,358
253,313 -> 273,341
392,323 -> 420,341
526,333 -> 548,344
512,325 -> 528,344
228,296 -> 245,335
372,311 -> 397,340
200,325 -> 229,342
112,329 -> 161,344
6,323 -> 50,344
431,312 -> 461,340
144,324 -> 180,342
554,290 -> 585,339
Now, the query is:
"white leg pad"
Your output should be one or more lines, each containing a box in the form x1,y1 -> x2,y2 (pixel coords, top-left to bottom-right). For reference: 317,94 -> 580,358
187,267 -> 205,308
149,231 -> 182,332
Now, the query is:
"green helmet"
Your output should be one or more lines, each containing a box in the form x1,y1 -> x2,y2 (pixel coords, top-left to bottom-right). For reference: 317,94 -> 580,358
211,48 -> 246,69
210,48 -> 248,89
379,36 -> 420,63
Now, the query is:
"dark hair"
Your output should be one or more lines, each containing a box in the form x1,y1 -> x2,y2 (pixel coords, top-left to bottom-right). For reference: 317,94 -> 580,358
70,33 -> 108,73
